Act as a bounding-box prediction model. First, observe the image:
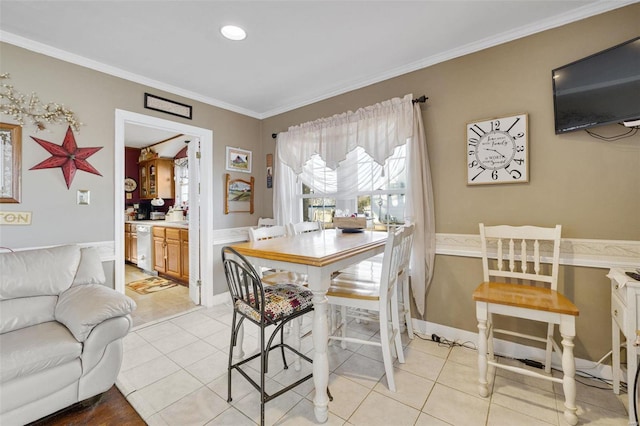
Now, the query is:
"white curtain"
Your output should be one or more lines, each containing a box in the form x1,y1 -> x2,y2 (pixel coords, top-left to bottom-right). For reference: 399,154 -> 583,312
406,103 -> 435,317
274,94 -> 435,317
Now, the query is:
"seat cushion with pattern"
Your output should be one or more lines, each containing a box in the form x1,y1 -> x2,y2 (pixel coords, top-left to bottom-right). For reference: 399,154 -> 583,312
235,284 -> 313,322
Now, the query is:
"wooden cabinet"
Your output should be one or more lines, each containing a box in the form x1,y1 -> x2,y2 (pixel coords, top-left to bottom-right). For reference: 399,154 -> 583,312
124,223 -> 138,264
152,226 -> 189,282
139,159 -> 175,200
180,229 -> 189,282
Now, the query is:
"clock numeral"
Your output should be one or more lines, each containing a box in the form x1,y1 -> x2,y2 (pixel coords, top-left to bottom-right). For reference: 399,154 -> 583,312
516,145 -> 525,152
468,137 -> 478,146
492,170 -> 499,180
514,132 -> 525,139
469,160 -> 478,168
508,169 -> 522,179
506,117 -> 521,133
469,124 -> 486,138
511,158 -> 525,165
471,166 -> 486,181
492,120 -> 500,131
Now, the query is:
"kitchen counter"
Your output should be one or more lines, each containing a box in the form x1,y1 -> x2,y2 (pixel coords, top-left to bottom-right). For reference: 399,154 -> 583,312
126,220 -> 189,229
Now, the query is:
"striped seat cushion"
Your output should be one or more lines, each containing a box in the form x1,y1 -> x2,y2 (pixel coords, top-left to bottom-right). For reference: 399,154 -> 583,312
236,284 -> 313,322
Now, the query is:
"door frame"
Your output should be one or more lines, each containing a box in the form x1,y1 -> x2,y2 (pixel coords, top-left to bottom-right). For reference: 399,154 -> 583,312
114,109 -> 214,306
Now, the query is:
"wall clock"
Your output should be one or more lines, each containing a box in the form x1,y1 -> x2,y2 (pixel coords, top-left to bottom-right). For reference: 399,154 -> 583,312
124,177 -> 137,192
466,113 -> 528,185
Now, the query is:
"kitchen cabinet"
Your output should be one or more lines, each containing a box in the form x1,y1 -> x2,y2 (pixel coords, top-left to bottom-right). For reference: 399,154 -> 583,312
139,158 -> 174,200
124,223 -> 138,264
152,226 -> 189,283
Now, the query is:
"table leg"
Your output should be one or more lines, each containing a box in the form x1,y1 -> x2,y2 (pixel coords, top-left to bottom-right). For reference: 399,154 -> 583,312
312,290 -> 329,423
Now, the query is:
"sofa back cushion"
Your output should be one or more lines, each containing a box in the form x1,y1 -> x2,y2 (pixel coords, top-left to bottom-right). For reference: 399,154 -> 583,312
0,296 -> 57,334
0,245 -> 81,300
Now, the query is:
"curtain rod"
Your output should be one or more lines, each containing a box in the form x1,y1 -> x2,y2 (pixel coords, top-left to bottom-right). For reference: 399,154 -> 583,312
272,95 -> 428,139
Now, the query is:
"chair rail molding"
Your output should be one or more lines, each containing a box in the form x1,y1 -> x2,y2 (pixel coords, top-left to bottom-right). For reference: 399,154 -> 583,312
436,233 -> 640,269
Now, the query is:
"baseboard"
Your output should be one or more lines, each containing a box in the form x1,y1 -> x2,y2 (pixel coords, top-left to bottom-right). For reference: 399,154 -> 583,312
412,318 -> 619,383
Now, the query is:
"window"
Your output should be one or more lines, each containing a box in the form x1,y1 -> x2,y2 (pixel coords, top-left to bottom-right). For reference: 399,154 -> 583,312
299,145 -> 406,229
174,158 -> 189,208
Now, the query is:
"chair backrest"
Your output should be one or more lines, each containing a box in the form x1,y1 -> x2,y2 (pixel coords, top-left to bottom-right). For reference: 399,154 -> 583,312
288,221 -> 322,235
221,246 -> 266,318
397,223 -> 415,282
248,225 -> 288,242
379,225 -> 414,303
257,217 -> 277,227
479,223 -> 562,290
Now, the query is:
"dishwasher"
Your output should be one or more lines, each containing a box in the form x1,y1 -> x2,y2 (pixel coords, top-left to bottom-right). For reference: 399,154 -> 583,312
136,224 -> 154,274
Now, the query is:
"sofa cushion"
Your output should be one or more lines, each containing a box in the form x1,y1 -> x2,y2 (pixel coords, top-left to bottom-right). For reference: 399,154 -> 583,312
72,246 -> 106,286
55,284 -> 136,342
0,296 -> 57,334
0,321 -> 82,383
0,245 -> 81,299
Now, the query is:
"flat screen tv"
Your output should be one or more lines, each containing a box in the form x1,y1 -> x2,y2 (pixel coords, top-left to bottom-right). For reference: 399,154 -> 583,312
552,37 -> 640,134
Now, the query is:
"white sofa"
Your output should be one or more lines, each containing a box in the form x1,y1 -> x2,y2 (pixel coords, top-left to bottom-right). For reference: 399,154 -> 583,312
0,245 -> 136,425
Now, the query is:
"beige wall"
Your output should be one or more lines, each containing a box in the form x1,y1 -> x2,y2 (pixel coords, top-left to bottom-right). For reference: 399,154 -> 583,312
262,5 -> 640,360
0,42 -> 267,249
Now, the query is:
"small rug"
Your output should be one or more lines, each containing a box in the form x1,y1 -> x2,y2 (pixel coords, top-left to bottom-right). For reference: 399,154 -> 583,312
126,276 -> 178,295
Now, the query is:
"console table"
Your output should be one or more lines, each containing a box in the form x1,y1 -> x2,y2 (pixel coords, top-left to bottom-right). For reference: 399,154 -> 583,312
608,268 -> 640,426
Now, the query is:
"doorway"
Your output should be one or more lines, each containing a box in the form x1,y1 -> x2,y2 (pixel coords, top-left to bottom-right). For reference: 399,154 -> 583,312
114,110 -> 214,312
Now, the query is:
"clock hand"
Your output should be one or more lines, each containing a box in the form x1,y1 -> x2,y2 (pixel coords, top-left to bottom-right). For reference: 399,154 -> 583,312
486,148 -> 505,159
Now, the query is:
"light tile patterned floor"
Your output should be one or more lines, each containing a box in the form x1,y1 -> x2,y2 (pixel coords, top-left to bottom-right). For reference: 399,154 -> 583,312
116,303 -> 631,426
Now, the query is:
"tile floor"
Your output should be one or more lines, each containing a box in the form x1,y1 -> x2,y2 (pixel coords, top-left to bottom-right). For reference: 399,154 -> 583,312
116,304 -> 631,426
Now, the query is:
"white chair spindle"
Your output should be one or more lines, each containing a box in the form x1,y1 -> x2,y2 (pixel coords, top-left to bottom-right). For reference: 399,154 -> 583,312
534,239 -> 541,275
508,238 -> 515,272
497,239 -> 503,271
521,239 -> 527,273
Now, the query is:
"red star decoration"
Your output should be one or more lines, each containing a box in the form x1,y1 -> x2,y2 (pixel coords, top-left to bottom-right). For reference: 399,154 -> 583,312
30,126 -> 103,189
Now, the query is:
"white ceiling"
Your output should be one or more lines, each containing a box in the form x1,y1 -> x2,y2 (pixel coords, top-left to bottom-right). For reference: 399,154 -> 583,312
0,1 -> 634,120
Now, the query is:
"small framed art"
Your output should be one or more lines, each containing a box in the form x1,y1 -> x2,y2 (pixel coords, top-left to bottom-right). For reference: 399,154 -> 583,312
226,146 -> 252,173
144,93 -> 192,119
224,173 -> 254,214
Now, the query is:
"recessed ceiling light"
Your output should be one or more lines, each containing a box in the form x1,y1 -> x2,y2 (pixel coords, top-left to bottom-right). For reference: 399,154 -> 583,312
221,25 -> 246,41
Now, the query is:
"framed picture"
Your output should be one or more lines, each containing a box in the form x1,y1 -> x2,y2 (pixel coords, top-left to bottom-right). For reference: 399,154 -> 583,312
224,173 -> 254,214
144,93 -> 192,120
0,122 -> 22,203
226,146 -> 252,173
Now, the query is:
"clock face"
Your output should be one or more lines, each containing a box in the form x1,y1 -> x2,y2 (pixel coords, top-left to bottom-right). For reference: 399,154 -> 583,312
124,177 -> 137,192
467,113 -> 528,185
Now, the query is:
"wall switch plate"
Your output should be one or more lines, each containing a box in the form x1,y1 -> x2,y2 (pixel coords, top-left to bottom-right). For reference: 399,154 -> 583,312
77,190 -> 90,205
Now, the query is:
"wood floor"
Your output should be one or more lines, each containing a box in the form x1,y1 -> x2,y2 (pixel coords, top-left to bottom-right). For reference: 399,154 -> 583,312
27,386 -> 144,426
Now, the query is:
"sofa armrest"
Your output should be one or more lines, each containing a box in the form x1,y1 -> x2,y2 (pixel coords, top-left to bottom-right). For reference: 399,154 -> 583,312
55,284 -> 136,342
81,315 -> 132,374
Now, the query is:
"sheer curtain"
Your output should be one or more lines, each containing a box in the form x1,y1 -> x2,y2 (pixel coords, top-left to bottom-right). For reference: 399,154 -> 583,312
274,94 -> 434,317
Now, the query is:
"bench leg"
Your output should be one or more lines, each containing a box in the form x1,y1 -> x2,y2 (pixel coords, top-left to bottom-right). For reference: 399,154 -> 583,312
476,302 -> 489,398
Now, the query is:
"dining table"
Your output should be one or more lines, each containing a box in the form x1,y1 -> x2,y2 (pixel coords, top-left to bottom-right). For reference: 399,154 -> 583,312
231,228 -> 388,423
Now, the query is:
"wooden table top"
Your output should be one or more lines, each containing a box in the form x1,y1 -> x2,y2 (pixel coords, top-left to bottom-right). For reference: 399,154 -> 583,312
473,282 -> 579,316
231,229 -> 388,268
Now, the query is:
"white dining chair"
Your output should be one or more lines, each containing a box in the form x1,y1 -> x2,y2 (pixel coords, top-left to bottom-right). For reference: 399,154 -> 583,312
248,225 -> 287,242
287,221 -> 322,236
337,224 -> 415,338
257,217 -> 277,228
472,224 -> 579,425
326,224 -> 414,392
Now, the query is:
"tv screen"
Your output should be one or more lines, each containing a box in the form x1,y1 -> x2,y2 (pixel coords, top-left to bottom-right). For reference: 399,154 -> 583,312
552,37 -> 640,134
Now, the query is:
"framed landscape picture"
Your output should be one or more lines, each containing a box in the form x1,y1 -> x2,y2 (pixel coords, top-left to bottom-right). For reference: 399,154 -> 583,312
226,146 -> 252,173
224,173 -> 254,214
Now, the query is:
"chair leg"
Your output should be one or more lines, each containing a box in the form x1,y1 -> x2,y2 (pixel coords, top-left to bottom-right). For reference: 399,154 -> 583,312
487,313 -> 495,362
227,312 -> 238,403
544,322 -> 554,374
260,324 -> 266,426
390,284 -> 405,364
340,306 -> 348,349
379,304 -> 396,392
560,320 -> 578,426
477,307 -> 490,398
402,276 -> 414,339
